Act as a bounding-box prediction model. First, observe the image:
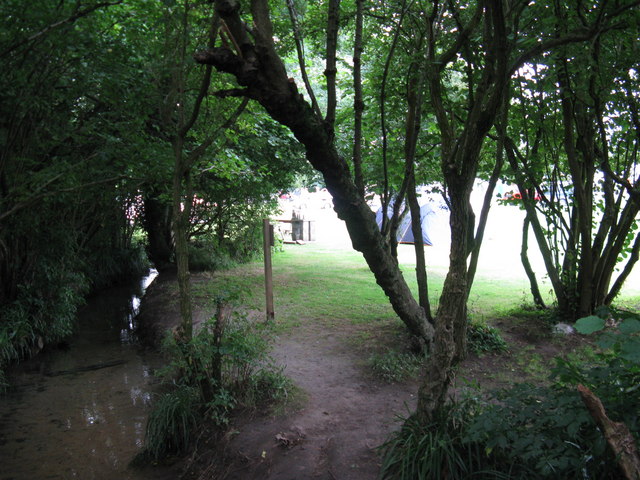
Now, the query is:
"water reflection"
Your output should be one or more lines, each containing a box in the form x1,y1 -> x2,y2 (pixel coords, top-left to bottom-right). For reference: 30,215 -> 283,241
0,269 -> 168,480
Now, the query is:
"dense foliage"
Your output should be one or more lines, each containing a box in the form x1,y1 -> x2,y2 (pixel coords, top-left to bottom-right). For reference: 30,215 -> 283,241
0,0 -> 307,379
382,353 -> 640,479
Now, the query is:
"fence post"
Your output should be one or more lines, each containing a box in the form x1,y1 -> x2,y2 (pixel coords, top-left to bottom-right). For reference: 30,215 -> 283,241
263,219 -> 275,321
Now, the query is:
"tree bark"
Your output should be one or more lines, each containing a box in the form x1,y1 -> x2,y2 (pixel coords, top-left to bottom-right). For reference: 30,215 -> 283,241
404,59 -> 432,321
324,0 -> 340,130
416,0 -> 510,421
352,0 -> 365,197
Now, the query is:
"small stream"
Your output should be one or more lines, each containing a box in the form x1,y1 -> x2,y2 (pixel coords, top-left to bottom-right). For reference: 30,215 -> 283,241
0,270 -> 174,480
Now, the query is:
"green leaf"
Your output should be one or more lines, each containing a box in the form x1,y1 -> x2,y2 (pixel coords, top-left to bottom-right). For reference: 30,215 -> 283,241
620,338 -> 640,363
619,319 -> 640,335
574,316 -> 605,335
596,333 -> 618,350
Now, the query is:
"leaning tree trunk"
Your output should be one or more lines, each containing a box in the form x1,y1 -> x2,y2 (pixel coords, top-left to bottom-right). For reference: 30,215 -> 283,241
195,0 -> 435,348
521,213 -> 547,308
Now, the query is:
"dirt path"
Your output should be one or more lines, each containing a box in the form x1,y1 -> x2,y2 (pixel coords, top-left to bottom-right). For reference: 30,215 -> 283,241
223,325 -> 418,480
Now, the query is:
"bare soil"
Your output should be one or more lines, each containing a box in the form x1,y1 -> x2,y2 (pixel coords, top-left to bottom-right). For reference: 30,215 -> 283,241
137,271 -> 590,480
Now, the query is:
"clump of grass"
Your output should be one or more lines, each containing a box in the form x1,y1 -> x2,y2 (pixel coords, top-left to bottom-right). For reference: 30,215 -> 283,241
467,322 -> 508,355
142,386 -> 201,461
369,349 -> 425,383
379,399 -> 503,480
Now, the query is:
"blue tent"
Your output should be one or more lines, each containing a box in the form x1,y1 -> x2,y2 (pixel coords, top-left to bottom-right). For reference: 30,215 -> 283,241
375,202 -> 435,245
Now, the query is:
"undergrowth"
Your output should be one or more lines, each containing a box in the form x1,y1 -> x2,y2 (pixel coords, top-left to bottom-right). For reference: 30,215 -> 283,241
370,322 -> 507,383
137,303 -> 293,463
467,322 -> 508,355
381,354 -> 639,479
369,349 -> 425,382
379,397 -> 508,479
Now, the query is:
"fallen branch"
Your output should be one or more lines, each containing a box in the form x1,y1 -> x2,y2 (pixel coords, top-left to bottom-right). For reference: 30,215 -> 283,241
45,359 -> 126,377
578,384 -> 640,480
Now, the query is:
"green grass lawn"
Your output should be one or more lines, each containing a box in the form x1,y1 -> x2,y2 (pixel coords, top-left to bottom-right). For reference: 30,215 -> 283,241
192,242 -> 640,339
194,243 -> 558,328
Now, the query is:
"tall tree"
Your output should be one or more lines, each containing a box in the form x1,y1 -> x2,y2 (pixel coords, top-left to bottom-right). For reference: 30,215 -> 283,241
503,3 -> 640,319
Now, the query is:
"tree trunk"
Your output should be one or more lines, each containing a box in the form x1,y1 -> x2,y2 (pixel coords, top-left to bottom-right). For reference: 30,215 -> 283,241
352,0 -> 365,197
407,179 -> 431,320
172,137 -> 193,340
195,0 -> 435,348
143,193 -> 174,271
417,182 -> 472,419
521,214 -> 547,308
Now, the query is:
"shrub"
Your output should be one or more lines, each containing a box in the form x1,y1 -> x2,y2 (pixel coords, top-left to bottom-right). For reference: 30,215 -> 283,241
84,242 -> 150,290
143,386 -> 201,461
188,242 -> 238,272
0,264 -> 88,389
464,356 -> 640,479
381,351 -> 639,479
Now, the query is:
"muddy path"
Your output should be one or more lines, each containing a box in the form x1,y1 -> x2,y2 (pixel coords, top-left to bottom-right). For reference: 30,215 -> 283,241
0,272 -> 177,480
221,324 -> 419,480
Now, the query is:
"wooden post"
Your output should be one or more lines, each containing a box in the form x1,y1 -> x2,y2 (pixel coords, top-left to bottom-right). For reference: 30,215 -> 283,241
263,219 -> 275,321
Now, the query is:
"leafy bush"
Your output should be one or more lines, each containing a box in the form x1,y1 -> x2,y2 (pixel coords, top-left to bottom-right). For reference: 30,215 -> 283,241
84,242 -> 150,290
574,307 -> 640,363
0,263 -> 88,389
247,366 -> 293,405
463,355 -> 640,479
381,344 -> 639,479
188,242 -> 238,272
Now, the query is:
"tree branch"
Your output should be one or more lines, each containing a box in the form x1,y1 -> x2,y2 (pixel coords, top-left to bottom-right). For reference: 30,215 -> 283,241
179,13 -> 220,138
352,0 -> 365,197
508,1 -> 640,77
285,0 -> 322,118
380,0 -> 408,233
325,0 -> 341,130
578,384 -> 640,480
187,97 -> 249,162
0,174 -> 124,224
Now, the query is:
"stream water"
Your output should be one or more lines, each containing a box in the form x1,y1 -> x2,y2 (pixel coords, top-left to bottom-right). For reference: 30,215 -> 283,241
0,270 -> 175,480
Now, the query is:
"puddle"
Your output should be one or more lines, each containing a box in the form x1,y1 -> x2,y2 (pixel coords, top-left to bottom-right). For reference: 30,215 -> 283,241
0,270 -> 174,479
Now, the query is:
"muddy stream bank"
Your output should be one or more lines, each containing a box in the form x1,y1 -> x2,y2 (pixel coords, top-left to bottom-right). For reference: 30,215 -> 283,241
0,270 -> 177,480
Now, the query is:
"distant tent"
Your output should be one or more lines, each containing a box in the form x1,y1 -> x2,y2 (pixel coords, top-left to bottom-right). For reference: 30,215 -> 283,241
375,202 -> 435,245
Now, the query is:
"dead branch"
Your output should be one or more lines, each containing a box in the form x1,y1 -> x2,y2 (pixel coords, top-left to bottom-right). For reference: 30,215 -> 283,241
578,384 -> 640,480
